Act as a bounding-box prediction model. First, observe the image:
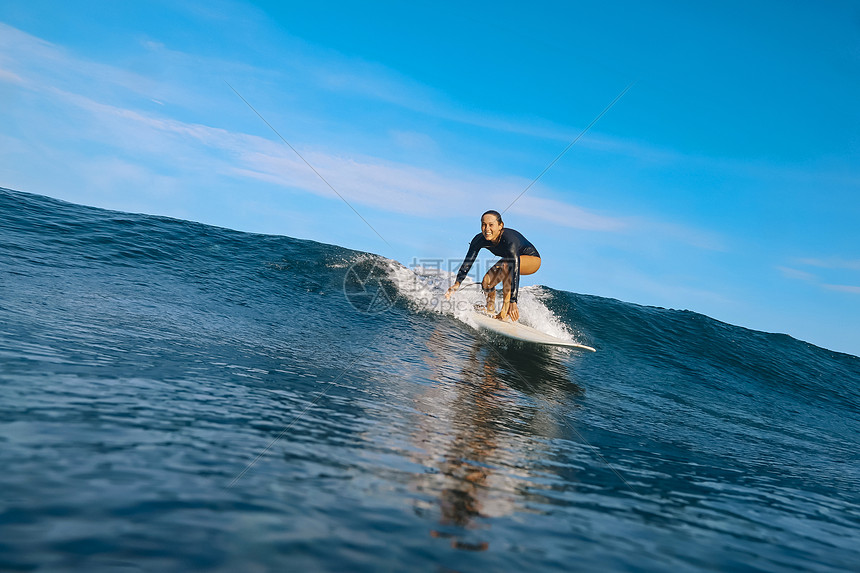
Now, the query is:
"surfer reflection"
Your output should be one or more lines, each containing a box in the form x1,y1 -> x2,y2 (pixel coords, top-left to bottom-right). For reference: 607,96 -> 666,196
411,327 -> 582,551
445,210 -> 541,323
419,334 -> 505,550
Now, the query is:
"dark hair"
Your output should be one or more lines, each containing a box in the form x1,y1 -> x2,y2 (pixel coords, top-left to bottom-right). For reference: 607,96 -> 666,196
481,210 -> 503,225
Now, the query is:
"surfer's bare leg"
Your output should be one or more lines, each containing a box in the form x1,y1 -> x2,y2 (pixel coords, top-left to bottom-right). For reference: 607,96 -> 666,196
497,264 -> 513,320
483,288 -> 495,313
488,255 -> 540,322
480,262 -> 512,317
501,266 -> 512,306
480,262 -> 506,313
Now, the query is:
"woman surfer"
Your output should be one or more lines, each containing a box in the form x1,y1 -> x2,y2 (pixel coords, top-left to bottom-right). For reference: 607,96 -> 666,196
444,210 -> 541,322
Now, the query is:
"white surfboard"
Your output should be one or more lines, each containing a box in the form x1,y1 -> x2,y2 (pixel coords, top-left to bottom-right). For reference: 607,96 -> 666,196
469,311 -> 596,351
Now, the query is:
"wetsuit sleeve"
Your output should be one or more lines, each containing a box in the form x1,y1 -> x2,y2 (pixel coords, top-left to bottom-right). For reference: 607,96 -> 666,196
455,235 -> 483,284
506,240 -> 522,303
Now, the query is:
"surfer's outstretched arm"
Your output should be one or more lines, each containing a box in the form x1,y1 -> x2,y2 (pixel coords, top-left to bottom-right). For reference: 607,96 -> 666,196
445,234 -> 483,300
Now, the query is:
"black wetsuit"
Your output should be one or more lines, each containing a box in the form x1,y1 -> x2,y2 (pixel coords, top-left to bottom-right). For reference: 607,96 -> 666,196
455,228 -> 540,303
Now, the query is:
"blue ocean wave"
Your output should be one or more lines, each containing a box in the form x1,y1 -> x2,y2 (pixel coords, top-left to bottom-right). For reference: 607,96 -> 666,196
1,187 -> 858,572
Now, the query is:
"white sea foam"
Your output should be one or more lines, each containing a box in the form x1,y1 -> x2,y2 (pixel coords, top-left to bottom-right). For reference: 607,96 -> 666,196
386,261 -> 581,344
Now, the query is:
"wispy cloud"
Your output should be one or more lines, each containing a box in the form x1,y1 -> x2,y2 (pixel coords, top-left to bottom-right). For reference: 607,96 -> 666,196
0,22 -> 159,100
0,22 -> 632,232
795,257 -> 860,271
779,261 -> 860,295
0,21 -> 646,158
778,266 -> 818,282
0,19 -> 732,249
823,284 -> 860,294
507,195 -> 627,232
0,67 -> 23,84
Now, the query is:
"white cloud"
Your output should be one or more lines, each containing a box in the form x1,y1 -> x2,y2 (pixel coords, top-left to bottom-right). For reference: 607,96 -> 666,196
795,257 -> 860,271
778,266 -> 817,282
507,195 -> 627,232
0,22 -> 157,99
779,263 -> 860,296
0,66 -> 23,84
1,19 -> 728,248
823,284 -> 860,294
26,75 -> 630,230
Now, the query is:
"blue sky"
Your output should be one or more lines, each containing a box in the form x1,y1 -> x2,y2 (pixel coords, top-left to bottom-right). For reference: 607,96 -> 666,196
1,0 -> 858,355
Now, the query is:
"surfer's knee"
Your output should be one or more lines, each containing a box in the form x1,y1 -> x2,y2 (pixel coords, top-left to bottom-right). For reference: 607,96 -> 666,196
482,272 -> 497,290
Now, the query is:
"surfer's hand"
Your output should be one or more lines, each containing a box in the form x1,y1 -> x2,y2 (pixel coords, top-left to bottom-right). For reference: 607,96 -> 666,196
444,282 -> 460,300
497,302 -> 518,321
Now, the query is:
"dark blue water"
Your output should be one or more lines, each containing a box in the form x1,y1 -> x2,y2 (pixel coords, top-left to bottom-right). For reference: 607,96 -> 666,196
1,187 -> 858,572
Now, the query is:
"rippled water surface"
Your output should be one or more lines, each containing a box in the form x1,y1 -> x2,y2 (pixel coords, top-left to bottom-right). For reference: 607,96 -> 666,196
1,188 -> 859,571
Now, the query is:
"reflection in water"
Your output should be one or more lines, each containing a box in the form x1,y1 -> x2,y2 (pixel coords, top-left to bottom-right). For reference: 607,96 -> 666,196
411,325 -> 584,551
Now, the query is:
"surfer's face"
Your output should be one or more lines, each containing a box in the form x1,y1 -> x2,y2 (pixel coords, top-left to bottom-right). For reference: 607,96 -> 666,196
481,214 -> 503,242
